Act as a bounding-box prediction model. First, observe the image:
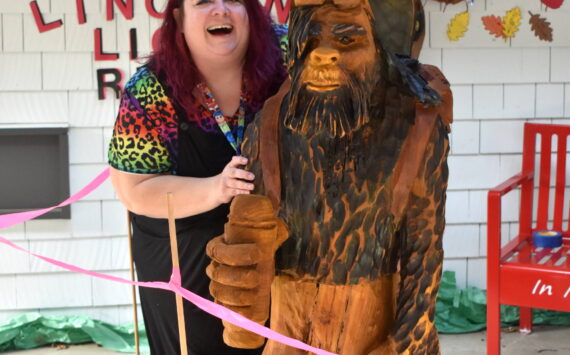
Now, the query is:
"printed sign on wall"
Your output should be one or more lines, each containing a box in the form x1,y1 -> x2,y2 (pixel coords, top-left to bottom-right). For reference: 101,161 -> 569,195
29,0 -> 292,100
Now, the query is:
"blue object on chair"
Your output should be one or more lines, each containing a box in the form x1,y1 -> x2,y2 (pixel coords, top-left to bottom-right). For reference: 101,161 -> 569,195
532,230 -> 563,248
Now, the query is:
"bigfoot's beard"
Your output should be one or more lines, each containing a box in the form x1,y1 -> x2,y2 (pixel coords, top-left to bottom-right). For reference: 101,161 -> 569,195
284,66 -> 378,139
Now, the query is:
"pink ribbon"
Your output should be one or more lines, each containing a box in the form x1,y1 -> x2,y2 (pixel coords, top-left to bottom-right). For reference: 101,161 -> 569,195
0,168 -> 338,355
0,168 -> 111,229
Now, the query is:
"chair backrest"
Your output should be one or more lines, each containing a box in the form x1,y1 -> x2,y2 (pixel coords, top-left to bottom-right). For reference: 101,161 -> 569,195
520,123 -> 570,239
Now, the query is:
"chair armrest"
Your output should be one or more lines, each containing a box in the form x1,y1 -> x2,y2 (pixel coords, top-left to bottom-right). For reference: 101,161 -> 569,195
487,172 -> 533,264
489,172 -> 533,197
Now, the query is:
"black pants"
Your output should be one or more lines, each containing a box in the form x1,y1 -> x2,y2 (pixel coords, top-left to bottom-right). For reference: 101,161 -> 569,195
132,213 -> 264,355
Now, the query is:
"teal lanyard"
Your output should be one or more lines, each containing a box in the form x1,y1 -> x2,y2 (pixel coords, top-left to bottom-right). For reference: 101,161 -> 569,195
197,82 -> 246,155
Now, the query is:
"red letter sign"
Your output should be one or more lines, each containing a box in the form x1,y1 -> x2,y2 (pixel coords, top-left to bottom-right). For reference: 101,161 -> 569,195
106,0 -> 134,21
76,0 -> 87,24
94,28 -> 120,61
30,1 -> 63,33
145,0 -> 165,19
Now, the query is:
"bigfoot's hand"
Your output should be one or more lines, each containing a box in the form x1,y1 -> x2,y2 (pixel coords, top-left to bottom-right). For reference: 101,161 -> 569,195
206,237 -> 262,306
205,194 -> 288,349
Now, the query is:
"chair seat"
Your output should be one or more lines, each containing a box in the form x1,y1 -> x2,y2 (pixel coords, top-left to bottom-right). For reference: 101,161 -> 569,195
504,237 -> 570,267
499,237 -> 570,312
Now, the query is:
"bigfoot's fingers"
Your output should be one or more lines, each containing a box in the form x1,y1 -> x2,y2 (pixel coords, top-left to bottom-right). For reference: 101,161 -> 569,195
206,236 -> 260,267
209,280 -> 259,307
205,194 -> 289,349
206,261 -> 260,289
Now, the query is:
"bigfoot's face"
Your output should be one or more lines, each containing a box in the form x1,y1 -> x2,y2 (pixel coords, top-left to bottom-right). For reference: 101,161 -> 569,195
301,3 -> 377,93
284,1 -> 381,138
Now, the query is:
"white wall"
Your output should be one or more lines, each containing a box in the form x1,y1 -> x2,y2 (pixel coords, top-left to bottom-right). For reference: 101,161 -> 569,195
0,0 -> 165,325
0,0 -> 569,324
420,1 -> 570,290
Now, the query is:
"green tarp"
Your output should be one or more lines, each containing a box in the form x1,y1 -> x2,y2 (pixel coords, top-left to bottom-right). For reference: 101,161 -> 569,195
436,271 -> 570,333
1,271 -> 568,352
0,313 -> 149,353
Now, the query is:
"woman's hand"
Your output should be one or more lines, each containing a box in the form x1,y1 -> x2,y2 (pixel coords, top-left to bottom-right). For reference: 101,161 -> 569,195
110,156 -> 255,218
215,156 -> 255,204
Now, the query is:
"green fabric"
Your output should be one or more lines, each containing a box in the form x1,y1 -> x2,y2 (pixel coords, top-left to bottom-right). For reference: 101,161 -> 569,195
1,273 -> 569,352
0,313 -> 149,353
436,271 -> 570,333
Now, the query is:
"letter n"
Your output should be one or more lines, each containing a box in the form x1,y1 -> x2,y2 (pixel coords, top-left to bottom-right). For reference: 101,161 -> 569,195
106,0 -> 134,21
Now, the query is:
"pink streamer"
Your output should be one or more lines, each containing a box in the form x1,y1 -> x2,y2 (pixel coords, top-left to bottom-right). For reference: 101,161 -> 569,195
0,168 -> 111,229
0,234 -> 336,355
0,168 -> 338,355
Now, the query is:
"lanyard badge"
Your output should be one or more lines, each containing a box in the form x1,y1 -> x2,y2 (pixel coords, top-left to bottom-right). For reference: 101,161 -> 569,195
197,82 -> 246,155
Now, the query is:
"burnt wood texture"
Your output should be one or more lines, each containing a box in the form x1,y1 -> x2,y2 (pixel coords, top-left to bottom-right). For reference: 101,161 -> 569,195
206,0 -> 453,353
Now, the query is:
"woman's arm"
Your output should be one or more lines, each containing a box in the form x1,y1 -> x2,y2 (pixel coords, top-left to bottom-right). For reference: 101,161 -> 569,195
110,156 -> 255,219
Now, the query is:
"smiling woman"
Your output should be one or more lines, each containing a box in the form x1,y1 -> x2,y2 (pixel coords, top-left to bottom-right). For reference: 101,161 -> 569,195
106,0 -> 287,353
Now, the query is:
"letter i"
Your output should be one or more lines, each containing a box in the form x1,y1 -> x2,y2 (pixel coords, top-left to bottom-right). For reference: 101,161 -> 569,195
532,280 -> 541,295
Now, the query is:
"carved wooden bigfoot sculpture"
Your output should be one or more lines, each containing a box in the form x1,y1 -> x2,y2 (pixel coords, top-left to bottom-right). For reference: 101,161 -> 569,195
207,0 -> 453,354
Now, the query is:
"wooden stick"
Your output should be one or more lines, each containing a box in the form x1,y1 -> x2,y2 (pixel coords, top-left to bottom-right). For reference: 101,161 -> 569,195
127,210 -> 141,355
167,192 -> 188,355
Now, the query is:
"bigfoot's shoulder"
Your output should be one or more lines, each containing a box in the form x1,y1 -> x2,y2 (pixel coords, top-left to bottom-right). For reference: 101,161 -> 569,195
417,64 -> 453,133
242,79 -> 292,199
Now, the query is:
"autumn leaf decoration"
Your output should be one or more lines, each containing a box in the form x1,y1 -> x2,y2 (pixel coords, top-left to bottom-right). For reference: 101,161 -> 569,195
502,7 -> 522,39
541,0 -> 564,9
447,11 -> 470,41
529,12 -> 554,42
481,15 -> 505,39
481,7 -> 522,40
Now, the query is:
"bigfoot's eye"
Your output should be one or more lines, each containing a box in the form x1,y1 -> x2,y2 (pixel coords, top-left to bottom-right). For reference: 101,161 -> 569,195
338,36 -> 354,45
309,24 -> 322,37
332,24 -> 364,46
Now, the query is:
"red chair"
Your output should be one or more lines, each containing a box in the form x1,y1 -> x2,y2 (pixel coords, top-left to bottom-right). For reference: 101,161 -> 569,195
487,122 -> 570,355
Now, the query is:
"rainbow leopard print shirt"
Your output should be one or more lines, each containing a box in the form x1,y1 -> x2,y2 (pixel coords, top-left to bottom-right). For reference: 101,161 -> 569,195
108,24 -> 288,175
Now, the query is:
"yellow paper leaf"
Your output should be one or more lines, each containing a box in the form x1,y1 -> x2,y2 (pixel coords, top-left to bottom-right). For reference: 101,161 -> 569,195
502,7 -> 522,39
447,11 -> 470,41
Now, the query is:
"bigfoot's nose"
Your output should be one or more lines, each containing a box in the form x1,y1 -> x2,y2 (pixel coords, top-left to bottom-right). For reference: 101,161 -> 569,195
309,47 -> 339,66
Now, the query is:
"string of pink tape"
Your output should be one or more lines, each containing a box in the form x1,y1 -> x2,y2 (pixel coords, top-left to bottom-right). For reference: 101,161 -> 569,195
0,168 -> 337,355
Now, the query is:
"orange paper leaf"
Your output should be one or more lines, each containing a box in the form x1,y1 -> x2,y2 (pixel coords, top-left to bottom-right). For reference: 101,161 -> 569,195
529,12 -> 553,42
481,15 -> 505,39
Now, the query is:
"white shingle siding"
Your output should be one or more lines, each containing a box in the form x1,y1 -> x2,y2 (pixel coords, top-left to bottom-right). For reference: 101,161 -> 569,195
51,0 -> 102,14
0,53 -> 43,90
23,13 -> 65,52
0,0 -> 569,324
69,164 -> 116,201
0,91 -> 68,123
3,14 -> 23,52
71,201 -> 103,237
15,273 -> 93,309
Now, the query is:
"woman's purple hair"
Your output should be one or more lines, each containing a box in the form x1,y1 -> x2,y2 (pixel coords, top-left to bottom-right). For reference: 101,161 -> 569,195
148,0 -> 286,114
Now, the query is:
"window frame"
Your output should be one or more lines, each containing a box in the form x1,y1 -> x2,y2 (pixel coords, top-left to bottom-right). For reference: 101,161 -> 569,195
0,128 -> 70,219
